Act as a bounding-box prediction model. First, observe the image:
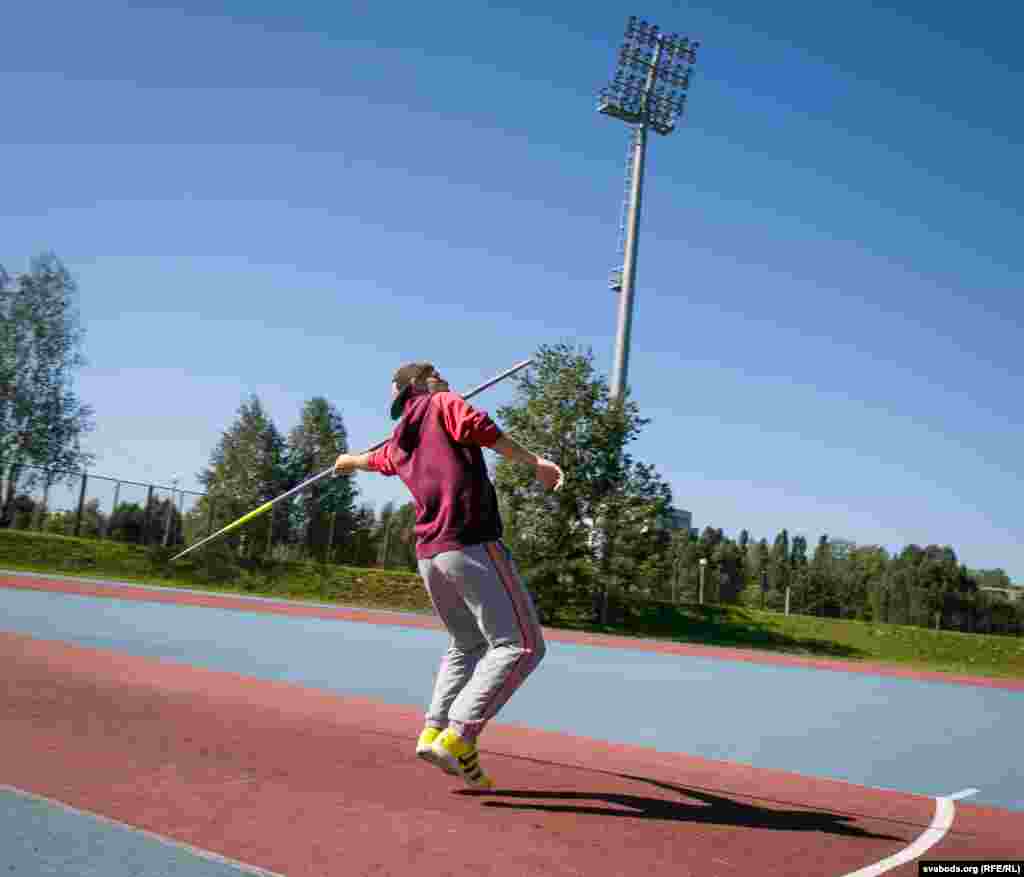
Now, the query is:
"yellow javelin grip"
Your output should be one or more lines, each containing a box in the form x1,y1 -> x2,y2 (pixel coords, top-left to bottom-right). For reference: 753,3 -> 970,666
226,501 -> 274,532
169,357 -> 533,563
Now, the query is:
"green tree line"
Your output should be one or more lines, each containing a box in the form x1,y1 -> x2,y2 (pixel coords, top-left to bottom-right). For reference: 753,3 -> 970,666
2,255 -> 1019,636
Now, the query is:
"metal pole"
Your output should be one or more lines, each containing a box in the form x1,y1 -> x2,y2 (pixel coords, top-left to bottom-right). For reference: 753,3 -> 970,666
176,488 -> 185,545
379,514 -> 392,567
163,479 -> 177,547
610,40 -> 661,406
699,558 -> 706,605
74,472 -> 88,537
327,510 -> 337,563
37,475 -> 52,532
143,485 -> 154,545
105,481 -> 121,539
601,40 -> 662,624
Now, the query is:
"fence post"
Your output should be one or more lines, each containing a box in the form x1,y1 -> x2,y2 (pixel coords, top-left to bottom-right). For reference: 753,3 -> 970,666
36,475 -> 53,532
327,510 -> 337,563
142,485 -> 154,545
162,490 -> 174,547
176,489 -> 185,546
73,472 -> 88,537
105,481 -> 121,539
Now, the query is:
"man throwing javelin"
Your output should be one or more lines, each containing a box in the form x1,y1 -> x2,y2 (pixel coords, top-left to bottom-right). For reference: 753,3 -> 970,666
333,362 -> 563,789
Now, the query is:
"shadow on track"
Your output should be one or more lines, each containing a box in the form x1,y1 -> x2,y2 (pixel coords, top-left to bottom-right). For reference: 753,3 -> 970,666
458,774 -> 904,841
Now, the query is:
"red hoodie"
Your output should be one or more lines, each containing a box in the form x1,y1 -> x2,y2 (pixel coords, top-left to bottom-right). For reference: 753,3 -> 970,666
367,388 -> 504,559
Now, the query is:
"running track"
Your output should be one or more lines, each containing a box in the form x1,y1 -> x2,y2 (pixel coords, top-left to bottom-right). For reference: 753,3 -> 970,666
1,572 -> 1022,876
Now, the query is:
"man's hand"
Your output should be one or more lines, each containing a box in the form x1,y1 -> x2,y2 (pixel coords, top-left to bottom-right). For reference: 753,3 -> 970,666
535,458 -> 564,492
334,453 -> 359,475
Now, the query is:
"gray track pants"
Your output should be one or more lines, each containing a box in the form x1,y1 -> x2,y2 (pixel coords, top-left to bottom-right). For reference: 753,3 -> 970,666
418,541 -> 546,741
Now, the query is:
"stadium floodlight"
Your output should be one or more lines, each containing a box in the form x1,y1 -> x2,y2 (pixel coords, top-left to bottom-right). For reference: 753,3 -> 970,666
598,16 -> 700,404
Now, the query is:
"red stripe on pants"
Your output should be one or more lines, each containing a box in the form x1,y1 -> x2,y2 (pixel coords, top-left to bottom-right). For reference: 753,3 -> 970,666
477,542 -> 535,726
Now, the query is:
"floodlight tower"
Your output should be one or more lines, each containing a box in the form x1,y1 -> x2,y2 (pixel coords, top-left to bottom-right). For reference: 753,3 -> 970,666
598,17 -> 699,405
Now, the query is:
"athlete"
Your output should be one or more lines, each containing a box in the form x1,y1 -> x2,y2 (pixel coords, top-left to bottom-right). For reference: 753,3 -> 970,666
333,362 -> 563,789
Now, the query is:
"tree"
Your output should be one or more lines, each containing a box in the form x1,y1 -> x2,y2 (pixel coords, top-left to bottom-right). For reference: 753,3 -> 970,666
79,497 -> 106,538
198,395 -> 288,559
376,501 -> 396,565
609,470 -> 674,599
150,494 -> 183,546
807,534 -> 835,616
667,528 -> 695,602
694,526 -> 723,602
842,545 -> 888,621
285,397 -> 358,561
714,539 -> 746,604
740,537 -> 771,608
389,501 -> 418,571
743,535 -> 759,596
916,545 -> 971,630
738,529 -> 750,553
769,529 -> 790,606
340,503 -> 379,567
887,544 -> 951,627
790,534 -> 810,612
108,501 -> 146,543
0,255 -> 94,526
492,344 -> 671,623
733,528 -> 751,597
7,493 -> 37,530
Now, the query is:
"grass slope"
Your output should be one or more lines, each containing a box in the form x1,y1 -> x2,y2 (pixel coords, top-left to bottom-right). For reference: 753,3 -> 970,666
1,529 -> 1021,680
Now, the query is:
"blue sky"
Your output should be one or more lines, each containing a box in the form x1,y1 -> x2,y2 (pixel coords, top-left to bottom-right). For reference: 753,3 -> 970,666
3,1 -> 1021,580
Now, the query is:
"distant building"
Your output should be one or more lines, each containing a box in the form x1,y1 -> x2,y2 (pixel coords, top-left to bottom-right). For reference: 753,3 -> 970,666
830,538 -> 856,561
657,507 -> 692,533
577,505 -> 693,551
980,586 -> 1022,603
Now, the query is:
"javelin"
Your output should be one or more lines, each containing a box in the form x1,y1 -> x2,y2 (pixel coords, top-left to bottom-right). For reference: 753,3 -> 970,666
169,357 -> 534,563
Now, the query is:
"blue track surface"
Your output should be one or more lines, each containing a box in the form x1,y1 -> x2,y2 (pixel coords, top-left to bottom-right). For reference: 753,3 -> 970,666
1,787 -> 273,876
1,584 -> 1021,811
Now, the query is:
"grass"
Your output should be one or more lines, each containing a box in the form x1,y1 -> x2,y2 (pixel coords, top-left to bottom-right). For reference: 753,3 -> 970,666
0,528 -> 433,614
2,529 -> 1022,681
572,599 -> 1024,680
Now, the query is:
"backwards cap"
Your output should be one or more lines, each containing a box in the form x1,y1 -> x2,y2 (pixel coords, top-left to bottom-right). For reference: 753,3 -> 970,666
390,362 -> 437,420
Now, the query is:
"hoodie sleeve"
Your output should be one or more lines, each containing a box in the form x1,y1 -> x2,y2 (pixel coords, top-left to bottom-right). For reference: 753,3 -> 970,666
433,392 -> 503,448
366,443 -> 398,476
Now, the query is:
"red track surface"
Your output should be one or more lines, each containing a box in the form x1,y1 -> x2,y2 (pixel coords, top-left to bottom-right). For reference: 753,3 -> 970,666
3,573 -> 1023,691
2,575 -> 1023,875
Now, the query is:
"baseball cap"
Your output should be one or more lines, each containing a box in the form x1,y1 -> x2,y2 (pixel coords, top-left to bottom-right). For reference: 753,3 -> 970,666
390,361 -> 437,420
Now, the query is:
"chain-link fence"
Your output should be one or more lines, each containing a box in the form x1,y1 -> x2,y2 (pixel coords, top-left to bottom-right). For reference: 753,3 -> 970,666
0,462 -> 415,570
1,463 -> 211,549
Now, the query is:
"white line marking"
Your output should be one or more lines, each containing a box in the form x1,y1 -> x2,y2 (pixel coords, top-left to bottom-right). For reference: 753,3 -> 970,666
839,789 -> 977,877
0,784 -> 287,877
948,788 -> 979,801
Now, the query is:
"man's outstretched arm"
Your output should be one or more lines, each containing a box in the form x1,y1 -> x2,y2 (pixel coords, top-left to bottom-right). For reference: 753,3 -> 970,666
334,444 -> 396,476
491,435 -> 564,492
